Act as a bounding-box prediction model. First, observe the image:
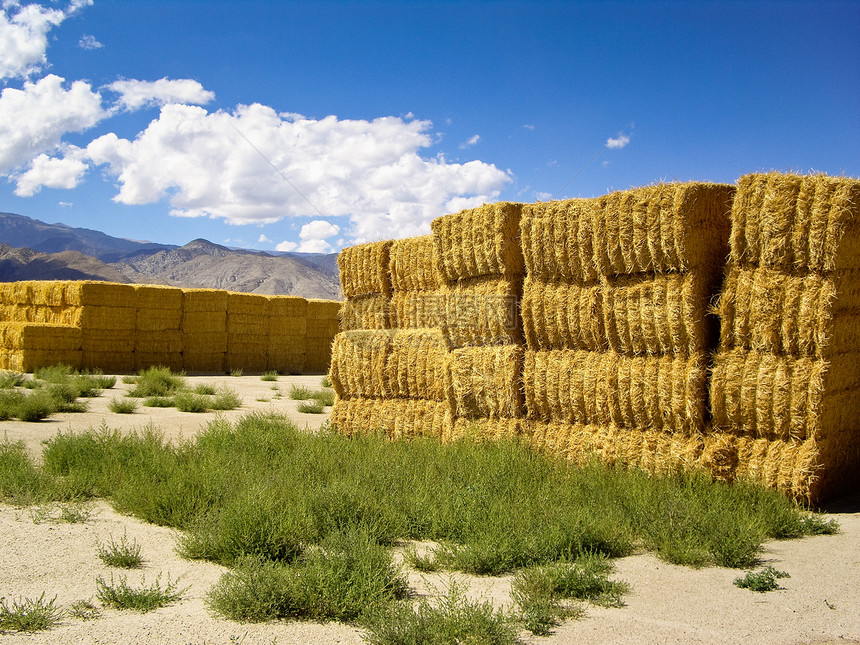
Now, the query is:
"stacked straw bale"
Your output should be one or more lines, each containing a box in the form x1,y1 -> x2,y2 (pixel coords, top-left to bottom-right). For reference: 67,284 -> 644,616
305,299 -> 341,373
332,235 -> 452,439
134,285 -> 183,371
430,203 -> 526,442
521,183 -> 736,470
226,292 -> 270,373
181,288 -> 228,373
709,172 -> 860,502
268,295 -> 307,374
0,322 -> 82,371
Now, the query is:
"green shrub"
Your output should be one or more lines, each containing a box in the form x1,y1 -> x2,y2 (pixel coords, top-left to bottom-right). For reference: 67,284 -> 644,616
261,371 -> 279,382
288,385 -> 314,400
734,566 -> 790,592
16,389 -> 56,421
193,383 -> 216,395
0,593 -> 63,632
95,573 -> 186,612
311,388 -> 335,407
128,366 -> 186,398
297,399 -> 325,414
0,370 -> 25,389
210,386 -> 242,411
108,398 -> 138,414
174,392 -> 209,413
97,532 -> 144,568
143,396 -> 174,408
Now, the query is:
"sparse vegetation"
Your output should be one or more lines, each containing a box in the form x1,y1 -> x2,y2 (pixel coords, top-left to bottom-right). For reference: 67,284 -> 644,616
96,573 -> 186,612
261,371 -> 279,382
30,501 -> 92,524
127,366 -> 186,398
98,532 -> 144,568
296,399 -> 325,414
68,599 -> 101,621
108,398 -> 138,414
0,593 -> 63,633
734,566 -> 790,592
0,365 -> 118,422
288,385 -> 314,400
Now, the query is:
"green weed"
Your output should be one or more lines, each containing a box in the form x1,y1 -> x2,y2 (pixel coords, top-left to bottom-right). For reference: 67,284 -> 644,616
174,392 -> 210,413
68,599 -> 101,621
260,371 -> 279,382
311,388 -> 335,407
288,385 -> 314,400
95,573 -> 186,612
734,566 -> 790,592
296,399 -> 325,414
97,532 -> 144,568
108,398 -> 138,414
0,593 -> 63,632
128,366 -> 186,398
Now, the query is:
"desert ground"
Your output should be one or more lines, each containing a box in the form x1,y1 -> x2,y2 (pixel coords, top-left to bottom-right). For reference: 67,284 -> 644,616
1,374 -> 858,644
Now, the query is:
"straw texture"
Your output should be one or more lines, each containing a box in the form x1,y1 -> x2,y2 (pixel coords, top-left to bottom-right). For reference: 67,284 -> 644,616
384,329 -> 451,402
330,330 -> 392,399
449,345 -> 524,418
338,241 -> 393,298
442,276 -> 521,348
389,235 -> 441,292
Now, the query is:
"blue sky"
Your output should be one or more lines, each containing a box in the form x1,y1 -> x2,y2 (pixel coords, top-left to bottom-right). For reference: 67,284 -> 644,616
0,0 -> 857,253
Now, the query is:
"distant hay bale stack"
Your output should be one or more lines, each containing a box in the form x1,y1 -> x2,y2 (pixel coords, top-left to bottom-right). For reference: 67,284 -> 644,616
0,322 -> 82,372
81,350 -> 133,374
384,328 -> 451,402
226,292 -> 270,373
64,281 -> 138,308
389,235 -> 441,292
449,345 -> 523,419
329,330 -> 392,399
304,298 -> 341,373
182,350 -> 225,374
431,202 -> 524,283
523,349 -> 707,434
729,173 -> 860,272
338,240 -> 393,299
134,285 -> 183,331
268,295 -> 308,374
267,295 -> 308,319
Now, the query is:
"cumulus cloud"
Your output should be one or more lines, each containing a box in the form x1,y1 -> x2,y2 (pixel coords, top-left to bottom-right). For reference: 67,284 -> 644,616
0,0 -> 90,79
105,77 -> 215,111
275,240 -> 298,252
459,134 -> 480,149
80,103 -> 510,241
14,149 -> 87,196
78,34 -> 102,49
0,74 -> 105,173
606,133 -> 631,149
298,219 -> 340,253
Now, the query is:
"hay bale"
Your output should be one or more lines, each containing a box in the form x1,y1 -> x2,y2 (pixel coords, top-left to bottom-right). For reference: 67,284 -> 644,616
135,284 -> 183,311
0,322 -> 81,351
268,295 -> 308,319
135,330 -> 183,353
225,352 -> 268,373
389,235 -> 441,292
182,288 -> 228,312
521,199 -> 602,283
330,330 -> 392,399
227,292 -> 271,317
390,291 -> 446,330
0,348 -> 82,372
450,345 -> 523,418
182,331 -> 228,354
182,351 -> 225,374
384,329 -> 451,401
135,352 -> 183,372
81,329 -> 134,353
79,306 -> 136,331
182,310 -> 227,334
306,298 -> 344,321
269,317 -> 307,340
523,349 -> 707,433
442,276 -> 521,348
330,397 -> 386,437
729,173 -> 860,272
267,350 -> 305,375
330,397 -> 451,440
81,350 -> 133,373
338,241 -> 393,298
709,349 -> 860,442
340,294 -> 389,331
716,266 -> 860,358
227,313 -> 269,336
521,276 -> 604,351
64,281 -> 137,308
431,202 -> 524,283
304,337 -> 334,374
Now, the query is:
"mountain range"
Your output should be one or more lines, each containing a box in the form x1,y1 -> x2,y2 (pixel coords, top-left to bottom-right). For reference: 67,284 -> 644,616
0,212 -> 342,300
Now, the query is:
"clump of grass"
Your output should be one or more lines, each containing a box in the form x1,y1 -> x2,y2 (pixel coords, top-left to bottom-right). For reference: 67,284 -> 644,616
174,392 -> 210,413
15,389 -> 56,421
320,374 -> 332,388
364,579 -> 518,645
734,566 -> 790,592
121,375 -> 137,385
0,439 -> 45,504
128,366 -> 186,398
95,573 -> 186,612
68,599 -> 101,621
0,593 -> 63,633
230,369 -> 243,377
193,383 -> 217,396
143,396 -> 174,408
311,389 -> 335,407
31,501 -> 92,524
210,386 -> 241,411
108,398 -> 138,414
260,371 -> 279,382
0,370 -> 25,389
288,385 -> 314,400
98,532 -> 144,569
297,399 -> 325,414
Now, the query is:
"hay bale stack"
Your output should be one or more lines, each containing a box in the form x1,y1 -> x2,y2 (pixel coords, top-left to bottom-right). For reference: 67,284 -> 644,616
226,292 -> 270,373
181,288 -> 228,374
304,299 -> 341,374
385,329 -> 450,402
268,295 -> 308,374
134,285 -> 183,371
338,241 -> 392,332
710,172 -> 860,502
520,182 -> 735,473
0,322 -> 82,371
388,235 -> 442,329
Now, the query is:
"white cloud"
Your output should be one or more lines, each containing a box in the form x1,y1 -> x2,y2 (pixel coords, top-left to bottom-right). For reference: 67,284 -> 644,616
14,149 -> 87,196
275,240 -> 297,252
606,133 -> 631,149
523,124 -> 535,130
80,104 -> 510,243
535,191 -> 552,201
257,233 -> 271,243
58,201 -> 73,207
0,74 -> 106,173
106,77 -> 215,111
0,1 -> 90,80
297,219 -> 340,253
78,34 -> 102,49
459,134 -> 480,149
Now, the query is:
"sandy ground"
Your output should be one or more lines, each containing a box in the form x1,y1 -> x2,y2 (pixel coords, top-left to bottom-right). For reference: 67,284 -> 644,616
1,375 -> 859,644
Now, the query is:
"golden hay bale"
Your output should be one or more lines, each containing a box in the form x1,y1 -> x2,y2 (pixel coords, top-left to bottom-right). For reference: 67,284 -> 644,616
227,313 -> 269,336
134,352 -> 183,372
330,330 -> 392,399
268,334 -> 306,355
449,345 -> 523,418
521,199 -> 602,283
709,349 -> 860,442
330,397 -> 451,440
390,291 -> 446,330
523,349 -> 707,433
182,351 -> 225,374
227,334 -> 268,354
81,329 -> 135,353
729,173 -> 860,272
268,295 -> 308,318
0,322 -> 82,351
182,310 -> 227,334
28,281 -> 68,307
389,235 -> 442,292
0,281 -> 34,305
304,336 -> 334,374
64,281 -> 137,308
0,348 -> 82,372
442,276 -> 522,348
338,240 -> 393,298
267,350 -> 305,375
521,276 -> 603,352
225,352 -> 268,373
269,316 -> 307,339
135,284 -> 183,311
182,288 -> 228,312
137,307 -> 182,332
81,350 -> 134,374
182,331 -> 228,354
339,294 -> 389,331
227,292 -> 270,318
716,266 -> 860,358
431,202 -> 524,283
385,328 -> 451,401
79,305 -> 136,331
135,330 -> 183,353
306,299 -> 342,324
443,416 -> 523,444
